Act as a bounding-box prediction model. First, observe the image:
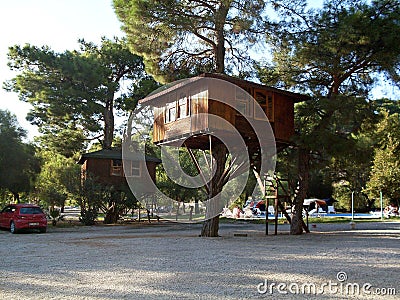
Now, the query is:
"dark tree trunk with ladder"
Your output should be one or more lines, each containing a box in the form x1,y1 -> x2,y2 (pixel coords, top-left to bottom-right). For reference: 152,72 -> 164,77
290,147 -> 310,235
200,5 -> 228,237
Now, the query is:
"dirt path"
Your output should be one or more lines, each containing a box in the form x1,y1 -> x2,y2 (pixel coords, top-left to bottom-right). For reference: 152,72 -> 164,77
0,221 -> 399,299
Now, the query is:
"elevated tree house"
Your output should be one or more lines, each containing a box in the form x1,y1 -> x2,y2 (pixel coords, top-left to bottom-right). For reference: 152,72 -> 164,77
141,73 -> 308,153
139,73 -> 309,235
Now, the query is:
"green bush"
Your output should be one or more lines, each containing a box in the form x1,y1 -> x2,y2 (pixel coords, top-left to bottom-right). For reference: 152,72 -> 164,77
79,208 -> 97,226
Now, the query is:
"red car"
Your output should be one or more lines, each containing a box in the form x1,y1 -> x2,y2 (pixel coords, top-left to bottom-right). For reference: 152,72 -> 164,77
0,204 -> 47,233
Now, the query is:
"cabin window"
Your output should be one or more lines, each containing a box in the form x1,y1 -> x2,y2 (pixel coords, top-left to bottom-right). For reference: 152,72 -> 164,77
235,87 -> 251,117
236,101 -> 248,116
165,102 -> 176,123
111,159 -> 122,176
126,161 -> 141,177
254,90 -> 267,120
177,94 -> 190,119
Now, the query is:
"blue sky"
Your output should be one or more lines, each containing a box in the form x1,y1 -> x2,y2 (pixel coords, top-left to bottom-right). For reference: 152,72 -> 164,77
0,0 -> 123,139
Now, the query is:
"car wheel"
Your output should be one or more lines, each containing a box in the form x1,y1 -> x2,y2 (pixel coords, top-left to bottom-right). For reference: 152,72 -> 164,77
10,221 -> 17,234
39,227 -> 47,233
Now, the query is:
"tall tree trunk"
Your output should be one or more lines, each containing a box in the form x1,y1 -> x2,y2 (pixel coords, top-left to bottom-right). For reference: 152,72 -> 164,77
290,147 -> 310,235
103,97 -> 114,149
200,6 -> 228,237
215,39 -> 225,74
104,203 -> 119,224
201,143 -> 228,237
214,3 -> 228,74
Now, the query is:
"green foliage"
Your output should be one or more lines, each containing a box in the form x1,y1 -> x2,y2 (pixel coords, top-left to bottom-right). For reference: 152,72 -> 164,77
0,110 -> 40,202
307,169 -> 333,199
156,149 -> 204,203
77,175 -> 102,225
274,98 -> 399,212
262,0 -> 400,95
35,125 -> 87,158
114,0 -> 267,82
4,37 -> 159,151
74,171 -> 139,225
79,207 -> 98,226
365,110 -> 400,205
49,208 -> 61,226
333,183 -> 367,212
257,1 -> 400,229
34,150 -> 80,208
293,95 -> 375,155
260,0 -> 400,175
264,0 -> 400,147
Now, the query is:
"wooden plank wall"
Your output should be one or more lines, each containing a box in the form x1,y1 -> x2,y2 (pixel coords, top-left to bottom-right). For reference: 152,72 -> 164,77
84,159 -> 158,187
86,158 -> 126,186
152,82 -> 296,146
153,107 -> 165,143
153,90 -> 210,143
272,93 -> 295,142
164,118 -> 191,139
208,99 -> 236,131
190,90 -> 208,133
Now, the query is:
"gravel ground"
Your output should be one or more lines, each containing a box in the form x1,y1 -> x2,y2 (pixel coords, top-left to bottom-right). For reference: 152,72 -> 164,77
0,220 -> 399,300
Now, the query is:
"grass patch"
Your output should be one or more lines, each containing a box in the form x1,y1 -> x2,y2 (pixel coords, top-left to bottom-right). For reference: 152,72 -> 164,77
308,216 -> 400,223
50,220 -> 83,228
307,217 -> 356,224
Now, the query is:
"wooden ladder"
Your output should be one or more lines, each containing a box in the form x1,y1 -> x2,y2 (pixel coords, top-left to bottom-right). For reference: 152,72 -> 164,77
264,174 -> 309,235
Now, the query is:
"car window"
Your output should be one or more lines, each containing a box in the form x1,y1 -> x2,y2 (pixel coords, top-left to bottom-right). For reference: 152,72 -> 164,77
19,207 -> 44,215
1,206 -> 15,213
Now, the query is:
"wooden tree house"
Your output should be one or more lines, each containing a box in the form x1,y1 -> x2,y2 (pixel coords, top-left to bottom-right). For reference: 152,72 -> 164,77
139,73 -> 309,232
140,73 -> 308,155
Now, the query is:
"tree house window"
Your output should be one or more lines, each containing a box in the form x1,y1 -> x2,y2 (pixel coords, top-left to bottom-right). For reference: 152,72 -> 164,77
165,102 -> 176,123
177,94 -> 190,119
235,86 -> 251,116
253,89 -> 274,121
236,101 -> 249,116
254,90 -> 267,120
126,161 -> 141,177
111,159 -> 122,176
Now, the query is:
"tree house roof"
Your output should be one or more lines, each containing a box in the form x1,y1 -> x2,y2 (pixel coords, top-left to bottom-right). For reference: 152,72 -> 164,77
77,148 -> 161,165
139,73 -> 310,105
